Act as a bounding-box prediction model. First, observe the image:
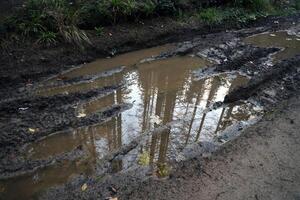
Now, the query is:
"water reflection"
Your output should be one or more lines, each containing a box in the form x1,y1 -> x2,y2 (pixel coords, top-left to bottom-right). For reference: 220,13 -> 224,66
1,45 -> 263,199
31,67 -> 258,176
244,31 -> 300,62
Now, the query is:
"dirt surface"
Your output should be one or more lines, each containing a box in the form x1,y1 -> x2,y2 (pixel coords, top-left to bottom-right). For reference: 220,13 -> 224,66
0,12 -> 300,200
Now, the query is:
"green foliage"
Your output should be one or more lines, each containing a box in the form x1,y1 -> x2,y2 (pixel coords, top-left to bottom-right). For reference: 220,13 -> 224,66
6,0 -> 90,48
110,0 -> 125,23
122,0 -> 138,16
93,0 -> 138,24
37,31 -> 57,46
197,8 -> 223,24
95,26 -> 104,36
156,0 -> 177,14
294,0 -> 300,10
2,0 -> 296,47
140,0 -> 157,17
197,6 -> 273,26
232,0 -> 273,11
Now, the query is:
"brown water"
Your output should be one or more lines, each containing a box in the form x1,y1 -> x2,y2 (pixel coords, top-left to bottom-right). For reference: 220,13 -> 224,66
244,31 -> 300,62
0,44 -> 264,200
38,44 -> 176,96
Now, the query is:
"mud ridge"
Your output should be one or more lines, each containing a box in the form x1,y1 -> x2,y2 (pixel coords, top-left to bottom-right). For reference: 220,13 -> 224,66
224,56 -> 300,103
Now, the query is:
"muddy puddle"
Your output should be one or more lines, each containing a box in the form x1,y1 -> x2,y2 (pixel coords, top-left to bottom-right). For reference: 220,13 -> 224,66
0,44 -> 264,200
244,31 -> 300,62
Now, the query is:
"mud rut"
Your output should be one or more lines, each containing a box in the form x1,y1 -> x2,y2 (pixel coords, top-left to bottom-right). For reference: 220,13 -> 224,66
0,21 -> 300,200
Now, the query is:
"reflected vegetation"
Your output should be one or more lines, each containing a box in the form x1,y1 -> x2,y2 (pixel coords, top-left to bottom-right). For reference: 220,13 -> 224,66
244,31 -> 300,62
1,44 -> 263,199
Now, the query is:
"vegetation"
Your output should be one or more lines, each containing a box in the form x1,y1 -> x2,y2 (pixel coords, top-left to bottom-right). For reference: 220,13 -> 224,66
37,31 -> 57,46
196,7 -> 269,26
197,7 -> 224,24
95,26 -> 104,36
295,0 -> 300,10
196,0 -> 299,26
0,0 -> 298,49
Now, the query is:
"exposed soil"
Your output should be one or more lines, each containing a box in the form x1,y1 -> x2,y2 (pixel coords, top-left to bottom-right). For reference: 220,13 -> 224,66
0,12 -> 300,200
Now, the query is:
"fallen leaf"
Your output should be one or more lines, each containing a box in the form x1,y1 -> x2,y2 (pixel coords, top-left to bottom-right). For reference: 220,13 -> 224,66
286,38 -> 292,41
28,128 -> 36,134
81,183 -> 88,191
18,107 -> 29,111
269,34 -> 276,37
77,113 -> 86,118
106,197 -> 118,200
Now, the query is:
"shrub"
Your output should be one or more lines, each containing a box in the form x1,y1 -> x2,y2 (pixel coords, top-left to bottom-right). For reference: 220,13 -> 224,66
37,31 -> 57,46
6,0 -> 90,48
197,8 -> 223,24
232,0 -> 273,11
140,0 -> 157,17
122,0 -> 138,17
156,0 -> 177,15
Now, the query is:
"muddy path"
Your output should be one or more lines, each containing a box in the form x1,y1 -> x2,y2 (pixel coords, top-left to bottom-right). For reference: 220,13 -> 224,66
0,14 -> 299,100
0,14 -> 300,200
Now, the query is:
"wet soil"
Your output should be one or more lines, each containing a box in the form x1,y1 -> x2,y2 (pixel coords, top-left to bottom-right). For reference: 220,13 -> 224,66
0,13 -> 300,200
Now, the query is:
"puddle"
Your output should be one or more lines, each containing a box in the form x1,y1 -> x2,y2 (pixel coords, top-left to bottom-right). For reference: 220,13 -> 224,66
0,161 -> 93,200
38,44 -> 176,96
1,44 -> 264,199
244,31 -> 300,62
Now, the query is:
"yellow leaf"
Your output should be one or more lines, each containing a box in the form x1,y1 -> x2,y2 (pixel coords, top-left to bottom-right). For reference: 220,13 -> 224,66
81,183 -> 88,191
28,128 -> 36,134
77,113 -> 86,118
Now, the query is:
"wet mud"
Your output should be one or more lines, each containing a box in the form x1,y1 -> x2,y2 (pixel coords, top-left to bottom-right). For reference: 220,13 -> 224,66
0,15 -> 300,200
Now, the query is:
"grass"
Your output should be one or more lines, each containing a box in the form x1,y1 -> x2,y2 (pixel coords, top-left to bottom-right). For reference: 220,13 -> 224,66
197,8 -> 224,25
37,31 -> 57,46
195,4 -> 295,27
0,0 -> 298,49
